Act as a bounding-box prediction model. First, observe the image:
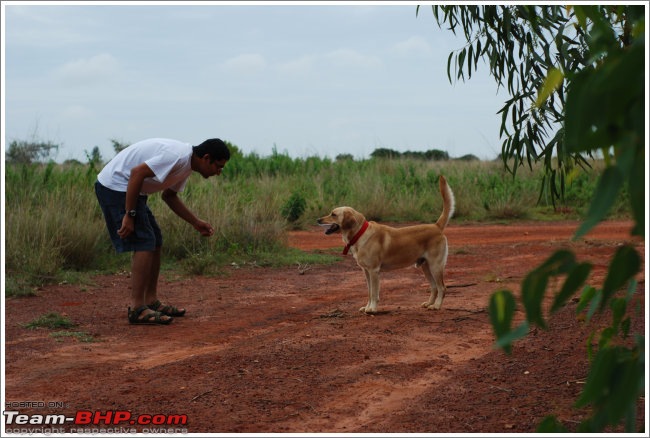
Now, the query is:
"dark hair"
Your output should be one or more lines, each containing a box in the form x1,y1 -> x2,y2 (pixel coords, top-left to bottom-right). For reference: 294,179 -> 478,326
192,138 -> 230,162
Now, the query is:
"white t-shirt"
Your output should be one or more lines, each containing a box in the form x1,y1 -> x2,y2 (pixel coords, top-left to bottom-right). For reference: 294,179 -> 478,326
97,138 -> 193,194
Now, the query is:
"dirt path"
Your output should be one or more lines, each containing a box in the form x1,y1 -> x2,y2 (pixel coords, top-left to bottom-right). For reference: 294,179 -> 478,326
3,220 -> 645,434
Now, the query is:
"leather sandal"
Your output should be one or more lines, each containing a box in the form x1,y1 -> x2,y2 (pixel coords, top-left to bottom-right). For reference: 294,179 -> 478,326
148,300 -> 186,317
128,305 -> 173,325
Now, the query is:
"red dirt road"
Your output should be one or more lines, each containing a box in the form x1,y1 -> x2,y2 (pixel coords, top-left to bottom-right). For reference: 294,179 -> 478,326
3,220 -> 646,434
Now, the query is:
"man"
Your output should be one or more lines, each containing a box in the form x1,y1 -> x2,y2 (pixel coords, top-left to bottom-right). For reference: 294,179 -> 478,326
94,138 -> 230,325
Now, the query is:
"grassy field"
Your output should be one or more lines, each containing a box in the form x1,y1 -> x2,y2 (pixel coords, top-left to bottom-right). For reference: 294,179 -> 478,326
4,152 -> 628,296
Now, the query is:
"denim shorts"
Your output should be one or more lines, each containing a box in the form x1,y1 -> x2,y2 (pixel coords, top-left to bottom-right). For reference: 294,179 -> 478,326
94,181 -> 163,253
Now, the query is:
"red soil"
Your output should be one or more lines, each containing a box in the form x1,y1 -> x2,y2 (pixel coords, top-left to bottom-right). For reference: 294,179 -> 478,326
3,220 -> 645,434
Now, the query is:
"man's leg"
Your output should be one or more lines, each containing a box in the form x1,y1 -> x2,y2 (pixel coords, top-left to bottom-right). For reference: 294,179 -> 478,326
142,246 -> 186,315
131,249 -> 172,322
131,250 -> 154,308
143,246 -> 161,306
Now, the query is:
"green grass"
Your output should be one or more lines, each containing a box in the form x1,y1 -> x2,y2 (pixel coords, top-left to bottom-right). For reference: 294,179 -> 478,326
23,312 -> 76,330
176,246 -> 340,277
4,152 -> 630,296
49,331 -> 97,343
21,312 -> 97,342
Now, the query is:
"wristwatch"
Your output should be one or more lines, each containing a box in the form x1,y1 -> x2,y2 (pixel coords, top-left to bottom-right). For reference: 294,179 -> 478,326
127,209 -> 137,218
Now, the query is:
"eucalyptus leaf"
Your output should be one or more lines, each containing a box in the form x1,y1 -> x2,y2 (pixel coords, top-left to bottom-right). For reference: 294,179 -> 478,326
488,289 -> 516,337
535,68 -> 564,108
521,270 -> 547,329
574,166 -> 623,239
551,262 -> 592,313
432,6 -> 645,432
600,245 -> 641,309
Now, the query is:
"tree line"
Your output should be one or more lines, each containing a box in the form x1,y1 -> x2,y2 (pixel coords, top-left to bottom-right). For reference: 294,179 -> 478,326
6,139 -> 480,165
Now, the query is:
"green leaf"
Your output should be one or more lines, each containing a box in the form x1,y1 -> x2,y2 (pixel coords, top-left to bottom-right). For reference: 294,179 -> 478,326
457,48 -> 466,80
518,250 -> 581,328
585,331 -> 597,363
575,347 -> 618,408
600,245 -> 641,309
489,289 -> 516,337
572,5 -> 588,30
537,249 -> 576,274
521,270 -> 548,329
489,290 -> 528,354
574,165 -> 623,239
446,51 -> 454,83
534,67 -> 564,108
598,327 -> 616,349
625,278 -> 638,301
551,262 -> 592,313
620,317 -> 631,338
565,43 -> 644,154
577,285 -> 597,315
575,345 -> 645,430
609,297 -> 627,332
586,288 -> 603,321
495,321 -> 530,352
537,416 -> 568,433
627,146 -> 645,237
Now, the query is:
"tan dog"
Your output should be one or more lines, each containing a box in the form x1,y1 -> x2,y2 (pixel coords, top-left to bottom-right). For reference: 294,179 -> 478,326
317,175 -> 455,313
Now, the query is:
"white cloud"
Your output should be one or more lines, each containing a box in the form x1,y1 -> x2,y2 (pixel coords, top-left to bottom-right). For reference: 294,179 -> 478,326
60,105 -> 93,120
276,55 -> 316,75
324,48 -> 382,69
222,53 -> 267,74
5,5 -> 101,48
275,49 -> 382,77
53,53 -> 121,86
3,5 -> 508,162
389,36 -> 432,57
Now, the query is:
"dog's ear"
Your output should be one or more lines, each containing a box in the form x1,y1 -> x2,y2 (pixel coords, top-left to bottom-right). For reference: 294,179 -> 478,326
341,209 -> 358,230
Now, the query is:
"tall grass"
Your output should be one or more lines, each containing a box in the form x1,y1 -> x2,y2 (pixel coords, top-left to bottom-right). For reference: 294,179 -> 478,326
4,153 -> 627,295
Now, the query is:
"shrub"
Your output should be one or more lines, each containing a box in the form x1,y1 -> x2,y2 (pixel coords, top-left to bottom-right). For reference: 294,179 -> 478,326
281,192 -> 307,223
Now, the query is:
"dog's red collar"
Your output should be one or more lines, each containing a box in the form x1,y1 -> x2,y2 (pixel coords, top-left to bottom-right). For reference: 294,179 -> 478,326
343,221 -> 369,255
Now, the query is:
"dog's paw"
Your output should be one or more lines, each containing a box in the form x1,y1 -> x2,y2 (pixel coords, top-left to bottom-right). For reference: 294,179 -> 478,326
421,302 -> 441,310
359,306 -> 377,314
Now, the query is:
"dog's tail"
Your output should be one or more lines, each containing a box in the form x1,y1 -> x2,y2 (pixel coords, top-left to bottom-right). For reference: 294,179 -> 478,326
435,175 -> 455,230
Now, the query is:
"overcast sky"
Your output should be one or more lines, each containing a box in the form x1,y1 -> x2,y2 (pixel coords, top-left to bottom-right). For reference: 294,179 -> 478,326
3,2 -> 509,163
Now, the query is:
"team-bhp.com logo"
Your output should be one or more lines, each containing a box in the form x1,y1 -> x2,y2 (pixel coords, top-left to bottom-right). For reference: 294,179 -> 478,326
4,410 -> 188,434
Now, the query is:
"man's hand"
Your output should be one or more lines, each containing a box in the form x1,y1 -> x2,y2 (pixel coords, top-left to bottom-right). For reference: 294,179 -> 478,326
117,215 -> 135,239
194,220 -> 215,237
162,189 -> 214,237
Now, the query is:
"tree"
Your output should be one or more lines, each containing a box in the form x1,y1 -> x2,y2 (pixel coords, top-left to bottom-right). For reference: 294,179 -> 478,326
422,149 -> 449,161
370,147 -> 401,159
110,138 -> 130,155
421,5 -> 645,432
371,148 -> 451,160
455,154 -> 480,162
335,153 -> 354,161
83,145 -> 104,176
85,146 -> 103,165
5,139 -> 59,164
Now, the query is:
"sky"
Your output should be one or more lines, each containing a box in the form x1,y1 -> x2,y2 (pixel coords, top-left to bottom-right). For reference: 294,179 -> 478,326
2,1 -> 510,163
